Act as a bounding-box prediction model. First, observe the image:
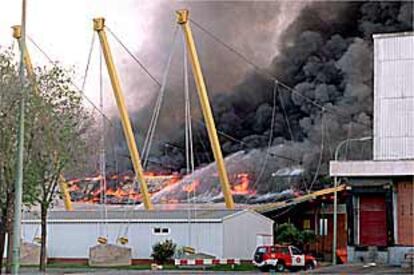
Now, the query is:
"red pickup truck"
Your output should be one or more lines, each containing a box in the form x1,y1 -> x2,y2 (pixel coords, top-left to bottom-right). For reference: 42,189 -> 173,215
253,245 -> 317,272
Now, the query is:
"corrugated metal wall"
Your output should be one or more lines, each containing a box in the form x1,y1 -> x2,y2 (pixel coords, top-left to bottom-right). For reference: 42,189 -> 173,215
373,33 -> 414,160
22,221 -> 224,259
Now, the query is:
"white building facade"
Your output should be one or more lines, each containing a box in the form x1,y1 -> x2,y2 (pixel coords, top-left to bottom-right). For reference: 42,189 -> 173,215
22,209 -> 273,261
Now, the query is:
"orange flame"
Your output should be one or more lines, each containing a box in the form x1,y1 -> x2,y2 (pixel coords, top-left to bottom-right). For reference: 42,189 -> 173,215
183,180 -> 200,193
232,173 -> 256,195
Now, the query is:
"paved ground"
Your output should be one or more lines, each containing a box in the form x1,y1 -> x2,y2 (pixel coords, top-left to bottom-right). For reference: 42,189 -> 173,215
17,263 -> 413,274
306,263 -> 413,274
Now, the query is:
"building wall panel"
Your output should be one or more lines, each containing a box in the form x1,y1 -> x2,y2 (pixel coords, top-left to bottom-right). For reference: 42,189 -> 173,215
397,180 -> 414,245
22,221 -> 224,259
373,33 -> 414,160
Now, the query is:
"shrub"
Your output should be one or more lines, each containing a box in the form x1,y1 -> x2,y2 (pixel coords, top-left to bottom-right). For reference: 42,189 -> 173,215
151,239 -> 177,264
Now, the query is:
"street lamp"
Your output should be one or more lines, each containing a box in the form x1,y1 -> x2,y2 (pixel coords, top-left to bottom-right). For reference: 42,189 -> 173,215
332,136 -> 372,265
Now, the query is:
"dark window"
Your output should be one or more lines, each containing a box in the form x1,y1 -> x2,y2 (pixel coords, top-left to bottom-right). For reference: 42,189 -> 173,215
290,246 -> 302,255
153,227 -> 170,235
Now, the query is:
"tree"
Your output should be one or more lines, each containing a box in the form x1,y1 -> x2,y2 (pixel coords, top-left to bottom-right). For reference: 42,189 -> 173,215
0,49 -> 40,273
151,239 -> 177,265
26,65 -> 92,271
275,223 -> 316,252
0,48 -> 93,272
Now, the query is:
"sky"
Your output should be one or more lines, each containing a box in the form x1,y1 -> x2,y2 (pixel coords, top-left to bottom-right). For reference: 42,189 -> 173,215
0,0 -> 307,115
0,0 -> 159,111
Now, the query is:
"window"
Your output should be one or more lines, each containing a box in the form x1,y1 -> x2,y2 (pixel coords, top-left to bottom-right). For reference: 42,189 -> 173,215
303,219 -> 310,230
152,227 -> 170,235
290,246 -> 302,255
319,218 -> 328,236
274,246 -> 289,254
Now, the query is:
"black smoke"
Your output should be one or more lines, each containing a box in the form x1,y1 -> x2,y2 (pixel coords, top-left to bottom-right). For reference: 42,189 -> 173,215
105,1 -> 413,194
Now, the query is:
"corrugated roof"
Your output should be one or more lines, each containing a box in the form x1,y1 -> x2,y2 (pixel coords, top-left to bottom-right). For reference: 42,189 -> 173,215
23,209 -> 244,222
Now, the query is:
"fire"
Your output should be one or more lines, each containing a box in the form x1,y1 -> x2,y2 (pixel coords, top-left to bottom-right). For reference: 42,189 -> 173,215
183,180 -> 199,193
67,171 -> 182,204
232,173 -> 256,195
66,171 -> 257,205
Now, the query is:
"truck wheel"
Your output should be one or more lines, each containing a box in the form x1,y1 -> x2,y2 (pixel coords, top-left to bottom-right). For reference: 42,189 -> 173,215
276,262 -> 285,272
305,262 -> 315,270
259,266 -> 269,272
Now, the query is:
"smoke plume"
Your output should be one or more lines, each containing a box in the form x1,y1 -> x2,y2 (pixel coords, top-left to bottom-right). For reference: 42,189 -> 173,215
103,1 -> 413,198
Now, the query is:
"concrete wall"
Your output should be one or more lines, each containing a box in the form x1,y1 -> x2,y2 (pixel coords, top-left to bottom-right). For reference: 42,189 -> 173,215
373,32 -> 414,160
223,210 -> 273,259
22,221 -> 223,259
389,246 -> 414,266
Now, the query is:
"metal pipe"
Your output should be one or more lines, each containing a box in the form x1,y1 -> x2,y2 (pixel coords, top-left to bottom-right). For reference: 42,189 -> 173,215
93,17 -> 153,210
332,136 -> 371,265
176,9 -> 234,209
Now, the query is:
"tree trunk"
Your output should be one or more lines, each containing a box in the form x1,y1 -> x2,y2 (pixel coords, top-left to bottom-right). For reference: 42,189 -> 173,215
0,211 -> 7,275
39,205 -> 47,272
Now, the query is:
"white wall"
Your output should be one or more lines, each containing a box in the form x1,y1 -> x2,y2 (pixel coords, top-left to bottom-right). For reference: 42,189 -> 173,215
223,211 -> 273,259
22,221 -> 224,259
373,33 -> 414,160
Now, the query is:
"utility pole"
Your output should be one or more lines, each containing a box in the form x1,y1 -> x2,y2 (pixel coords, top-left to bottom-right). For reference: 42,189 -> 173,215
11,0 -> 27,273
332,136 -> 372,265
176,9 -> 235,209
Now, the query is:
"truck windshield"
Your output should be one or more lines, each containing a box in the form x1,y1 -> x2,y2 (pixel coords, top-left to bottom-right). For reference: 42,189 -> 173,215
256,247 -> 266,254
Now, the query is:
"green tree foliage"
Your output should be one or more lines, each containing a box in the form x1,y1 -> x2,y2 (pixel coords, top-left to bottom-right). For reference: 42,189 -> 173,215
275,223 -> 316,252
0,48 -> 93,271
26,65 -> 92,271
151,239 -> 177,264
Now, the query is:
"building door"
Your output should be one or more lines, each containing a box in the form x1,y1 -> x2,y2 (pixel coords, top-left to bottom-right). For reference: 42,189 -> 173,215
397,181 -> 414,245
359,195 -> 387,246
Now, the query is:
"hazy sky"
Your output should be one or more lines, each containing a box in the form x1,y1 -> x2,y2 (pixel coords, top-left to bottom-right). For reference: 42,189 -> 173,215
0,0 -> 160,109
0,0 -> 306,115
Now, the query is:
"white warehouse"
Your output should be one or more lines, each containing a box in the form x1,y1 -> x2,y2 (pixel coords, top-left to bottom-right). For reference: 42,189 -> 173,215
22,209 -> 273,261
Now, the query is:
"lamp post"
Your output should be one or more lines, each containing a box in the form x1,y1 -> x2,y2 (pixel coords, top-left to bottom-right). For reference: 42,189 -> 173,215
332,136 -> 372,265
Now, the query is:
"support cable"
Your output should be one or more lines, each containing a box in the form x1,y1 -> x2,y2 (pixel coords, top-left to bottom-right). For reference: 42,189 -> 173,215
251,81 -> 278,190
99,45 -> 108,239
278,84 -> 295,141
100,25 -> 300,164
307,112 -> 325,192
189,19 -> 371,129
106,26 -> 162,87
26,35 -> 114,126
141,26 -> 179,167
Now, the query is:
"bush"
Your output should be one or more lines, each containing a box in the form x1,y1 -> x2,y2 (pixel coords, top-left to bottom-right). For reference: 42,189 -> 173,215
275,223 -> 301,244
275,223 -> 316,252
151,239 -> 177,264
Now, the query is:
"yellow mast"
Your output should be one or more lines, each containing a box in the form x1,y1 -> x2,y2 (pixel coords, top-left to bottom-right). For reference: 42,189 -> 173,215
12,25 -> 73,211
176,9 -> 235,209
93,17 -> 153,210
